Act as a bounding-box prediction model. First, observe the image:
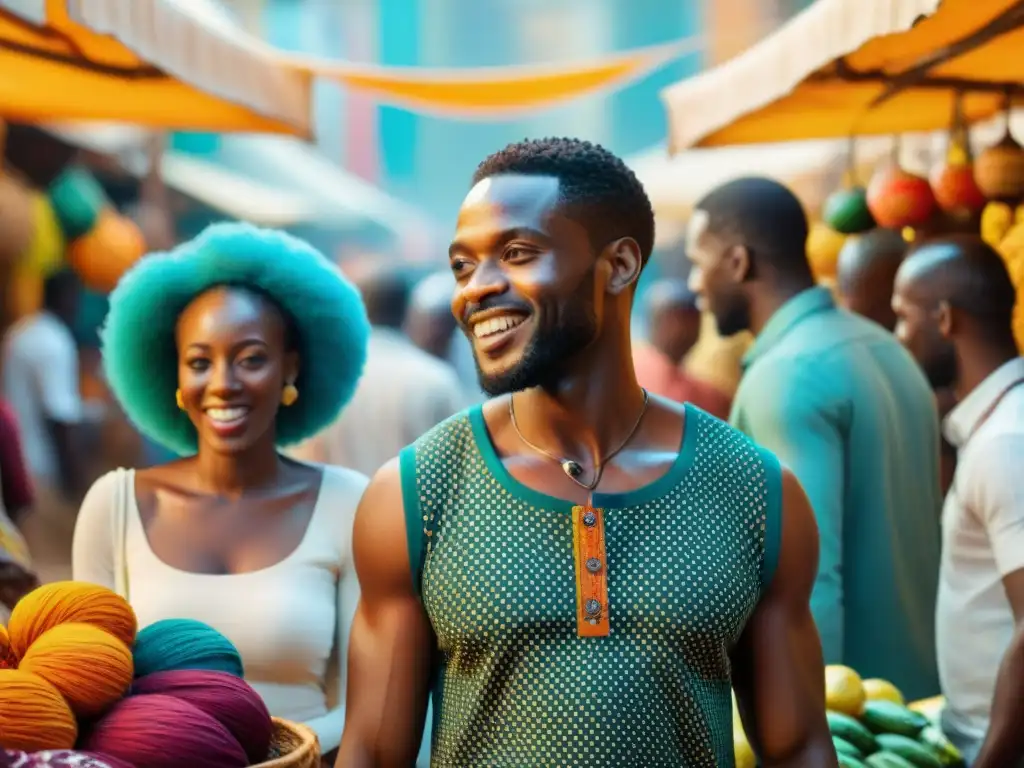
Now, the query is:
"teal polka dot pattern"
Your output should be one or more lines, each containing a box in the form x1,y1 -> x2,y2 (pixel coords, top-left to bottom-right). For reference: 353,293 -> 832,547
408,407 -> 778,768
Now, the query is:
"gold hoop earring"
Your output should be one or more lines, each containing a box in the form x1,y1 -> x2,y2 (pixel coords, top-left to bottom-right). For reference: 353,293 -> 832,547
175,389 -> 185,410
281,384 -> 299,407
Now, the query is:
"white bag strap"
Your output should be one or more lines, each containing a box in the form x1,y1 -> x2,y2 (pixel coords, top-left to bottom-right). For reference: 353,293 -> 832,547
111,468 -> 131,601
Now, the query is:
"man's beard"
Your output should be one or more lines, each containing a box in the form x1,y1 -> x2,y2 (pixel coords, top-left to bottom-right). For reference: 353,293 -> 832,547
921,344 -> 958,390
712,292 -> 751,338
475,282 -> 598,396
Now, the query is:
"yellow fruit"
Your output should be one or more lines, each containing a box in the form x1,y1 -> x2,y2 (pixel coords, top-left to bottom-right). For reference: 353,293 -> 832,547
825,665 -> 867,716
862,678 -> 905,705
909,695 -> 946,723
982,201 -> 1014,246
806,222 -> 847,281
734,729 -> 756,768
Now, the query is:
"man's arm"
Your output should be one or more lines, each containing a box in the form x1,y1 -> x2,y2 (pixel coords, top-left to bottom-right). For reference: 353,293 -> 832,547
964,435 -> 1024,768
731,468 -> 838,767
337,458 -> 435,768
731,364 -> 846,661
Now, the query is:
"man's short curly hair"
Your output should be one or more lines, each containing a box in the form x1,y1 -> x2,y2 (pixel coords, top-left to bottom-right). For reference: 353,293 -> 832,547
472,137 -> 656,265
101,222 -> 370,456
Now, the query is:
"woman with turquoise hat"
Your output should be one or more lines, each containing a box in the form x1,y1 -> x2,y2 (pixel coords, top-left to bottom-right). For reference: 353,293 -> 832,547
71,222 -> 371,765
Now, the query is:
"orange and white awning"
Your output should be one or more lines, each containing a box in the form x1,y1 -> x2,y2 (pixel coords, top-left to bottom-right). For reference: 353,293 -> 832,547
0,0 -> 704,135
660,0 -> 1024,152
0,0 -> 314,135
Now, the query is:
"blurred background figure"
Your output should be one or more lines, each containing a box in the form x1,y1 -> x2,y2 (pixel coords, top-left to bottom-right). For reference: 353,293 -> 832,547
835,227 -> 907,331
2,268 -> 85,497
632,278 -> 731,418
292,263 -> 466,476
405,270 -> 481,399
0,397 -> 37,621
688,176 -> 942,701
2,269 -> 88,584
836,228 -> 958,494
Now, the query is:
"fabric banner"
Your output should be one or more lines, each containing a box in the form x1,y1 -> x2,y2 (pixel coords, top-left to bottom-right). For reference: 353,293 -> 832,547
296,38 -> 703,119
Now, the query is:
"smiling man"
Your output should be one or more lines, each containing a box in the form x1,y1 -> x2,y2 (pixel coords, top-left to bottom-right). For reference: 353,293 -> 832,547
339,139 -> 836,768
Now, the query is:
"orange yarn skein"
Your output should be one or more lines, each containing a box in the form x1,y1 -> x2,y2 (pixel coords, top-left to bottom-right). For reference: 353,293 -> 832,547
0,669 -> 78,751
7,581 -> 137,658
20,623 -> 134,717
0,624 -> 14,668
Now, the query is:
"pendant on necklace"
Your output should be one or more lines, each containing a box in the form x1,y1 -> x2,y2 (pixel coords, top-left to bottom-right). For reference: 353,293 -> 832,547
561,460 -> 583,478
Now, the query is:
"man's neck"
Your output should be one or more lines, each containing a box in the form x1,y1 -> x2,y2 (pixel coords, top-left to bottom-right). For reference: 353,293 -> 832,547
954,340 -> 1020,401
746,281 -> 812,338
510,348 -> 647,464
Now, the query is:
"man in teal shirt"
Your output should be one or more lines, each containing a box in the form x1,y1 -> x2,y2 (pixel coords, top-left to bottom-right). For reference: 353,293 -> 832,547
686,177 -> 941,700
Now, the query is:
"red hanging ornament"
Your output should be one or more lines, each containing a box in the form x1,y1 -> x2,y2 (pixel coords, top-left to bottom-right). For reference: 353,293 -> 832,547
930,93 -> 986,215
867,163 -> 936,229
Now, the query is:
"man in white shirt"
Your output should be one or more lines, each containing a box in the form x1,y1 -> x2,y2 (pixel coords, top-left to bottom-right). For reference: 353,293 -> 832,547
2,269 -> 85,495
892,235 -> 1024,767
292,265 -> 466,478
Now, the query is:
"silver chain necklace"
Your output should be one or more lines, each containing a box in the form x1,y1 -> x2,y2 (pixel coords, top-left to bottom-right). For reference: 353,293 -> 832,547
508,389 -> 651,491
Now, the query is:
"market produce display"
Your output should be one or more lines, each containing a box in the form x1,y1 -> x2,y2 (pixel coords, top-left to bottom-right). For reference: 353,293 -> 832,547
0,582 -> 314,768
732,665 -> 964,768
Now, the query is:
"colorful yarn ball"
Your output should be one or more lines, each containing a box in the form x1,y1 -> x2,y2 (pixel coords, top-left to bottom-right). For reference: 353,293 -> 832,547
132,619 -> 243,679
0,670 -> 77,752
19,624 -> 133,717
83,694 -> 248,768
0,750 -> 136,767
131,670 -> 272,763
7,582 -> 137,659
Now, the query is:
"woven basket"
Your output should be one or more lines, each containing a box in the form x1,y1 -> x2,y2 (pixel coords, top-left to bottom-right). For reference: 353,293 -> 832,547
253,718 -> 321,768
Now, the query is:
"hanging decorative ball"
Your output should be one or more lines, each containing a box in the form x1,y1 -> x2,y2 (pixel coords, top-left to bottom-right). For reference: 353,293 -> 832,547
67,208 -> 146,295
806,221 -> 847,282
931,151 -> 986,215
47,167 -> 109,241
974,132 -> 1024,202
822,186 -> 876,234
866,164 -> 936,229
0,173 -> 34,265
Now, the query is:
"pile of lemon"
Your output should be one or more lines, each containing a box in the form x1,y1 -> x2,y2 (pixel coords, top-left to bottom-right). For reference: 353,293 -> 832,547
732,666 -> 963,768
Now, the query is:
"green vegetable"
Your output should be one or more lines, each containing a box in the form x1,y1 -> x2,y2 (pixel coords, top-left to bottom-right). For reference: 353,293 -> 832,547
861,700 -> 930,738
834,735 -> 864,759
866,752 -> 918,768
839,756 -> 869,768
917,726 -> 965,767
827,711 -> 879,755
875,734 -> 941,768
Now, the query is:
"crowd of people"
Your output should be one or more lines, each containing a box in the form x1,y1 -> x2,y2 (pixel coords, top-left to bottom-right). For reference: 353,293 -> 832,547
0,136 -> 1021,768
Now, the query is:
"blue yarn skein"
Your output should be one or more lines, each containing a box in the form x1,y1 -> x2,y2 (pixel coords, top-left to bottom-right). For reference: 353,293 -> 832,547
132,619 -> 244,679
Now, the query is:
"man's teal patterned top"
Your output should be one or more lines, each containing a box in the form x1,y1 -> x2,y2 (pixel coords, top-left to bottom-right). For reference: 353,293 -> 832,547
400,403 -> 782,767
730,286 -> 941,701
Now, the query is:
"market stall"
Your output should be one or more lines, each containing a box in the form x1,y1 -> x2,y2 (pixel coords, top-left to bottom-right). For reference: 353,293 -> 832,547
659,0 -> 1024,348
660,0 -> 1022,151
0,0 -> 313,135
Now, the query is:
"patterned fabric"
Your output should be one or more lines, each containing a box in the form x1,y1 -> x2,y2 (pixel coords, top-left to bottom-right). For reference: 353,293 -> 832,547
1,752 -> 118,768
400,404 -> 782,768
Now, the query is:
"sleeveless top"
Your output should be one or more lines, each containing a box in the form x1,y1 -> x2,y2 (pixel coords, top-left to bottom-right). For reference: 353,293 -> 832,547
400,403 -> 782,768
